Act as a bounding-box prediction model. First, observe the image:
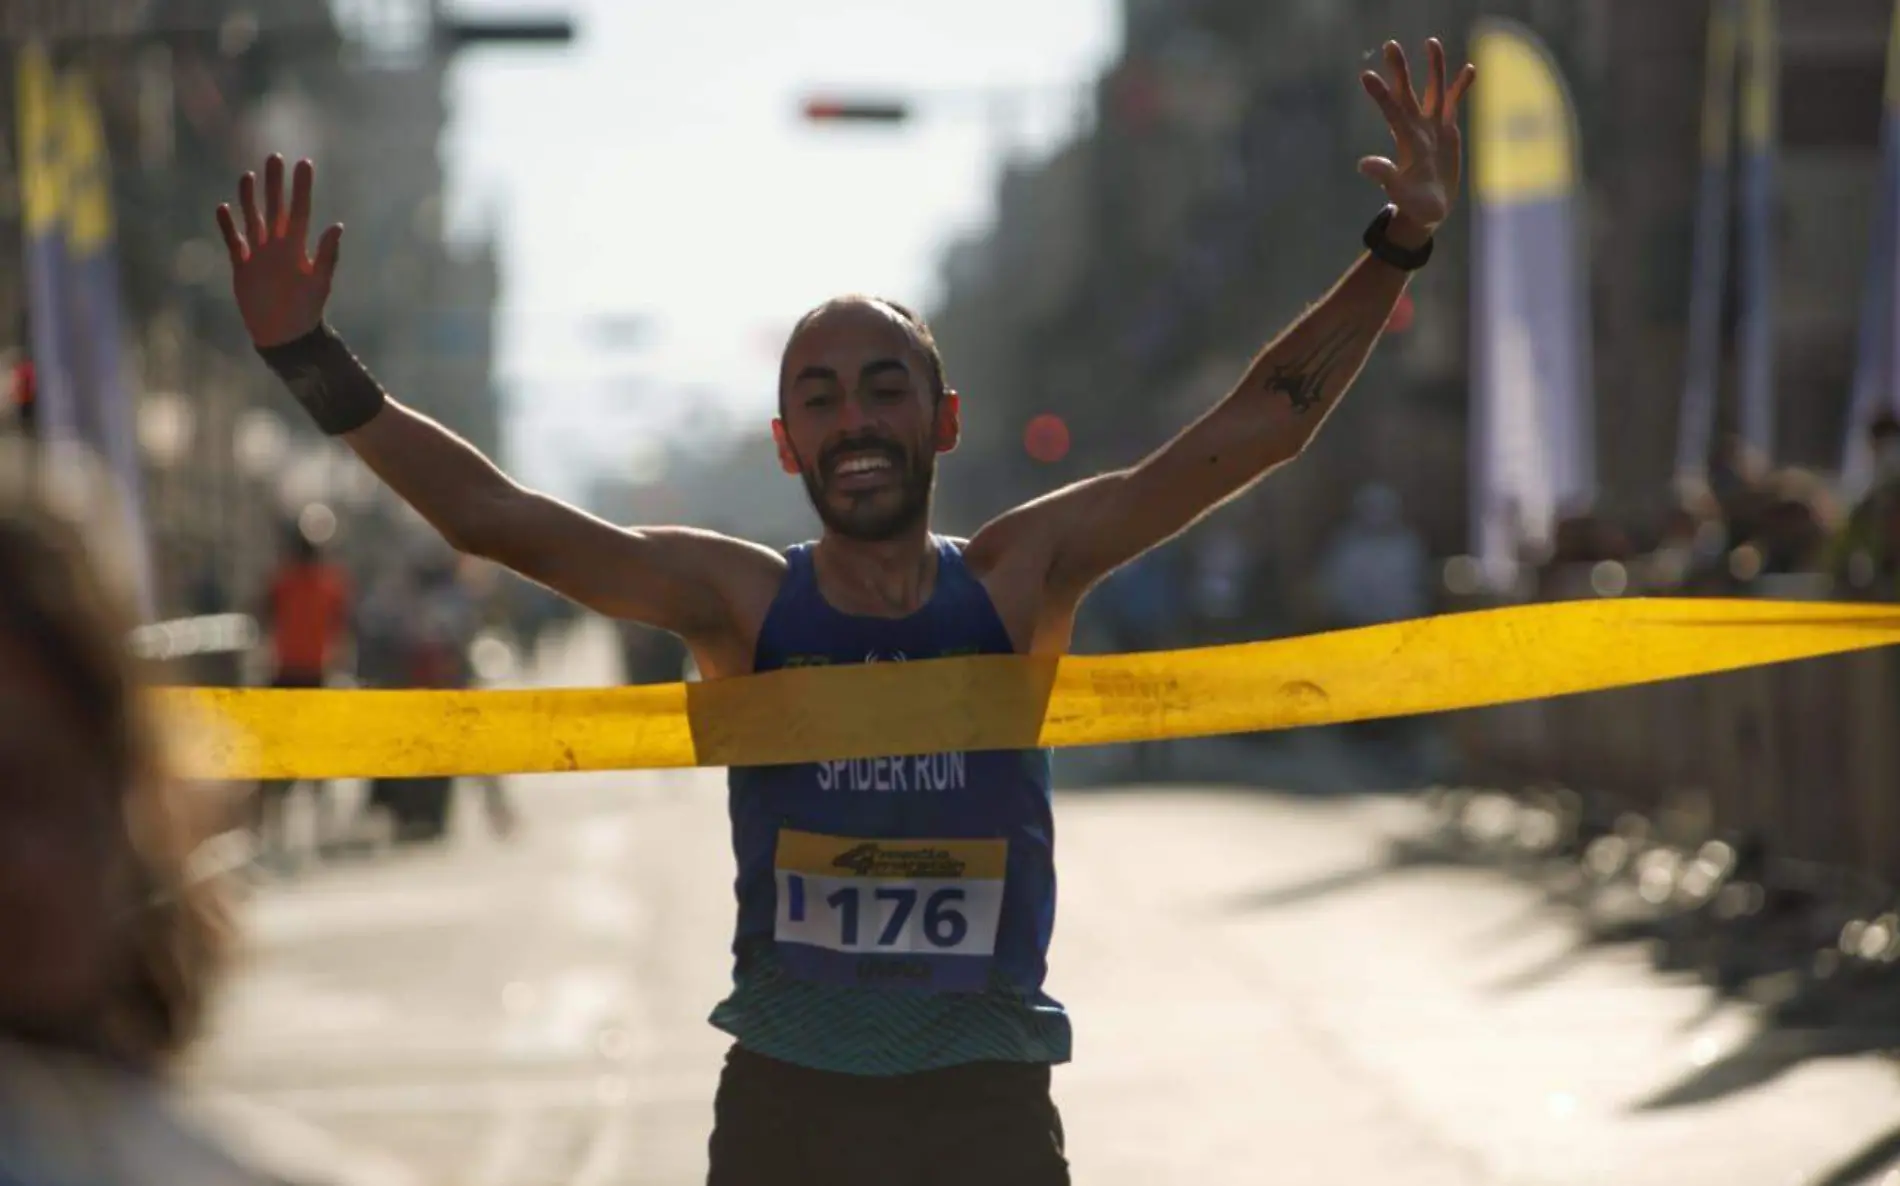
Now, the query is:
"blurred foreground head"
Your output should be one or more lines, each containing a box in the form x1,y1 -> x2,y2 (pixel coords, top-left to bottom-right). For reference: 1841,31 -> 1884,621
0,444 -> 232,1074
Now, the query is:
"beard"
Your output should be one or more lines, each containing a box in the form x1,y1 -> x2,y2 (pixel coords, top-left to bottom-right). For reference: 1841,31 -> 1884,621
798,434 -> 935,542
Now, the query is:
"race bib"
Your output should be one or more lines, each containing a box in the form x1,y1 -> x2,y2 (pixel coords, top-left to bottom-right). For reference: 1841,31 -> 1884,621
773,829 -> 1007,993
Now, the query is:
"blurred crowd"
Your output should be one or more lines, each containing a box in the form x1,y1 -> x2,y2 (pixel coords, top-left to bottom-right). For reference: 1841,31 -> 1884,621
1075,414 -> 1900,641
1515,420 -> 1900,607
190,515 -> 583,874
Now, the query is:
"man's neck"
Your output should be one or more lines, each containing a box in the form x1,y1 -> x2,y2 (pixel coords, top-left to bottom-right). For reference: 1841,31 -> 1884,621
812,526 -> 939,616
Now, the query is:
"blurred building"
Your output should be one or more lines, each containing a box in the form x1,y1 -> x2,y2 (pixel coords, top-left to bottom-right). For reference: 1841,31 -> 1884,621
328,0 -> 505,464
0,0 -> 506,619
931,0 -> 1891,625
1592,0 -> 1887,506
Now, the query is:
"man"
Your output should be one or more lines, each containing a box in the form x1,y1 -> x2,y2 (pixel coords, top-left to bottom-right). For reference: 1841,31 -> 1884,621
215,39 -> 1472,1184
260,529 -> 351,689
253,526 -> 351,867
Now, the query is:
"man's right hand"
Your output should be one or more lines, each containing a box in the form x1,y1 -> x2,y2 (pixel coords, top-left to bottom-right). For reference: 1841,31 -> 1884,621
216,155 -> 344,349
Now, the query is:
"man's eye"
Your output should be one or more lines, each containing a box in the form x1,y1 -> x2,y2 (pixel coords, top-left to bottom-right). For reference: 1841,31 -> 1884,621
872,388 -> 907,401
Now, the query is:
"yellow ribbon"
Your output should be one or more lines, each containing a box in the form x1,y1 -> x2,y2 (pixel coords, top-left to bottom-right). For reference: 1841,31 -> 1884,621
158,598 -> 1900,782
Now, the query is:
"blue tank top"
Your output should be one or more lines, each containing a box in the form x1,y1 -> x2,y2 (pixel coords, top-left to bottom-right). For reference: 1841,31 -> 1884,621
708,537 -> 1073,1076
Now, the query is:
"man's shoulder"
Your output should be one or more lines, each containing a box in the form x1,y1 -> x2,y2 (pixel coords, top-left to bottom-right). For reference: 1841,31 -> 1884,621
702,531 -> 794,577
961,509 -> 1064,586
689,530 -> 795,634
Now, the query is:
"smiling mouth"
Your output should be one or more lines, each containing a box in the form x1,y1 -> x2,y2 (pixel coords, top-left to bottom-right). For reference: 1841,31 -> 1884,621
828,452 -> 899,488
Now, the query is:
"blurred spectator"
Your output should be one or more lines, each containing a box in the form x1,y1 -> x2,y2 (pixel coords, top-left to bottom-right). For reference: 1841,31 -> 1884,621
1646,487 -> 1728,593
1536,510 -> 1632,601
1830,412 -> 1900,600
0,447 -> 269,1183
6,358 -> 34,436
251,527 -> 353,869
365,558 -> 515,844
351,563 -> 418,690
1092,546 -> 1183,655
1315,484 -> 1429,630
1313,484 -> 1434,774
260,529 -> 353,687
1185,522 -> 1255,644
1748,470 -> 1834,594
1708,432 -> 1771,512
617,620 -> 688,686
406,557 -> 477,691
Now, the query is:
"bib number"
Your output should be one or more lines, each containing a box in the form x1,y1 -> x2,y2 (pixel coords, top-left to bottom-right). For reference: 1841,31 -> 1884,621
773,830 -> 1007,993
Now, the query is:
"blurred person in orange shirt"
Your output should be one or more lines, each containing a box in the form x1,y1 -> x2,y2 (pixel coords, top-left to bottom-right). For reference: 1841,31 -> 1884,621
252,526 -> 353,869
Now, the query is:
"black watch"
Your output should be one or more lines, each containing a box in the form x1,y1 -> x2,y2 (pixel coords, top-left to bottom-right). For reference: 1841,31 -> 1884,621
1362,206 -> 1434,271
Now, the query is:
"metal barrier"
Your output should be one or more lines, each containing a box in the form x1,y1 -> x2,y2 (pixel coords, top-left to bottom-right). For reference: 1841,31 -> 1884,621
1453,595 -> 1900,894
129,613 -> 259,662
130,613 -> 259,689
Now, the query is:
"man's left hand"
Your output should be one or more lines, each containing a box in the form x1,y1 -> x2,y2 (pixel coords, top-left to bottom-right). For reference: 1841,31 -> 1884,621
1358,38 -> 1476,246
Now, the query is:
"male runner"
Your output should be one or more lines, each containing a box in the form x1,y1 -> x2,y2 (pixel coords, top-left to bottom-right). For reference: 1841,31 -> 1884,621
216,39 -> 1472,1184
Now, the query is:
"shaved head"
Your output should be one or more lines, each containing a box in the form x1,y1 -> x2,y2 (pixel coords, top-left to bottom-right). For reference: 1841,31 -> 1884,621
778,295 -> 946,414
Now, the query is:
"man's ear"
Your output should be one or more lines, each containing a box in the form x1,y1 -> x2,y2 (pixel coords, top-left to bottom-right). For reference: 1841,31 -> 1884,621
771,419 -> 801,475
934,391 -> 962,455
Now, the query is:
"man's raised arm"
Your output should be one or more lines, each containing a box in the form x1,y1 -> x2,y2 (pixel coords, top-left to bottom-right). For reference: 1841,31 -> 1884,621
216,155 -> 778,643
997,39 -> 1475,598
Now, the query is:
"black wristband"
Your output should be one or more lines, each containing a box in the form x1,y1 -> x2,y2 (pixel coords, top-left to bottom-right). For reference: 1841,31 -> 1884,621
255,324 -> 388,436
1362,206 -> 1434,271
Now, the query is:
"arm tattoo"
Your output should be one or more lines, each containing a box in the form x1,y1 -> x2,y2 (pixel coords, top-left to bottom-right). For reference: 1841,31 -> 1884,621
1262,322 -> 1372,416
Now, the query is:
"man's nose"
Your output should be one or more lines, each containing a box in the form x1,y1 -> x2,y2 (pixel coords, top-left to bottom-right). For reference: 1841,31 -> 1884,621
837,392 -> 875,432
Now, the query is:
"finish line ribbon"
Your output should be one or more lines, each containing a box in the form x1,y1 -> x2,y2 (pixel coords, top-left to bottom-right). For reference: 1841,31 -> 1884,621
158,598 -> 1900,782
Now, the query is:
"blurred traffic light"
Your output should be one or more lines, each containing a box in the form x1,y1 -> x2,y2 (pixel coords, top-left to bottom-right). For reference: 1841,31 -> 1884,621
1386,291 -> 1415,333
802,97 -> 911,124
439,15 -> 577,49
1023,413 -> 1070,464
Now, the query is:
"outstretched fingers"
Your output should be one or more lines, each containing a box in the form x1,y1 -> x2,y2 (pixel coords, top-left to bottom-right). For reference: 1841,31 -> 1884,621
1443,62 -> 1477,124
1383,41 -> 1421,116
288,159 -> 316,257
1424,39 -> 1446,116
1361,70 -> 1407,133
264,154 -> 286,238
313,224 -> 344,287
239,171 -> 265,248
215,204 -> 248,266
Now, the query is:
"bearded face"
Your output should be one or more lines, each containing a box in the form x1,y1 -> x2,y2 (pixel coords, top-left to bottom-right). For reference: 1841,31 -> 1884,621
774,301 -> 957,542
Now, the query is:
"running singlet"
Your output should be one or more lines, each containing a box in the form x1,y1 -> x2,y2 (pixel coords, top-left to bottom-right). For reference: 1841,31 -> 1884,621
710,537 -> 1072,1076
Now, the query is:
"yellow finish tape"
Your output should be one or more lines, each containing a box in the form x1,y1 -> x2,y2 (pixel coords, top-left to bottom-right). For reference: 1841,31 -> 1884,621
158,598 -> 1900,782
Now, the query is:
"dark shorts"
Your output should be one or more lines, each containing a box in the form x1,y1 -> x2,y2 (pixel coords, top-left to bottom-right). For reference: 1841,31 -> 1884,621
708,1045 -> 1070,1186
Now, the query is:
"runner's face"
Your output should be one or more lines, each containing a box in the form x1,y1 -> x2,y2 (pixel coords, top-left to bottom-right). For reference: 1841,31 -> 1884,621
775,306 -> 954,542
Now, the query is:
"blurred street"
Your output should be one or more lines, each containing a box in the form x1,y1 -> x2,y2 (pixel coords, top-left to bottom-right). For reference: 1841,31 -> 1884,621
182,622 -> 1900,1186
